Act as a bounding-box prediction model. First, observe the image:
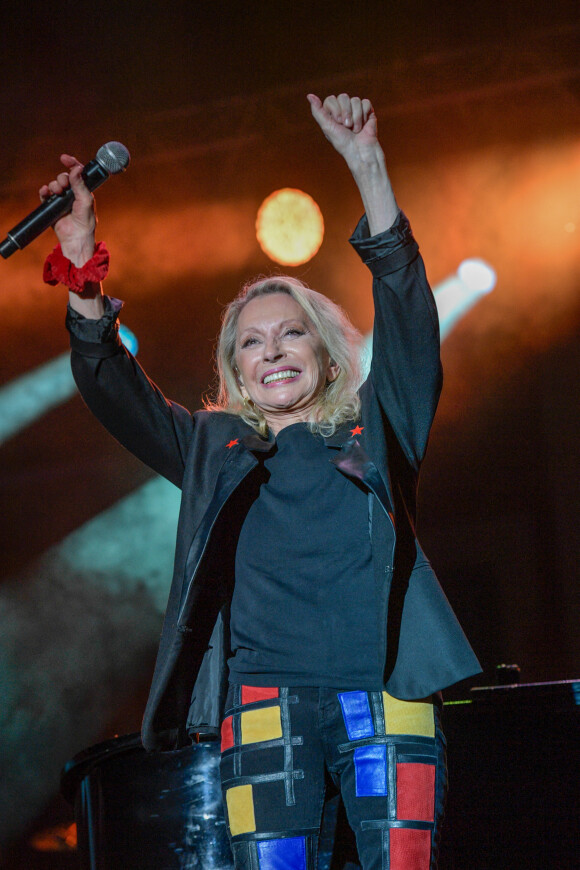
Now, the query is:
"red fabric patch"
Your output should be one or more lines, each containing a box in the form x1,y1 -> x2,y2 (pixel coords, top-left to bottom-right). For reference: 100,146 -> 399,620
396,762 -> 436,822
390,827 -> 431,870
220,716 -> 234,752
241,686 -> 279,705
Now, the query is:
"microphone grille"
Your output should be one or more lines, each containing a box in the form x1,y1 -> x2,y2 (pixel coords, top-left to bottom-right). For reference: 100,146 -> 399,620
96,142 -> 131,174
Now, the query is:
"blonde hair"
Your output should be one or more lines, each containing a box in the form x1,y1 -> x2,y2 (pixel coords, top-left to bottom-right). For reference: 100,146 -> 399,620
206,276 -> 362,436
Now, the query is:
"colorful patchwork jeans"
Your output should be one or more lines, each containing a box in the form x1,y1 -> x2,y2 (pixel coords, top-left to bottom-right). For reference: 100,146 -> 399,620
220,685 -> 447,870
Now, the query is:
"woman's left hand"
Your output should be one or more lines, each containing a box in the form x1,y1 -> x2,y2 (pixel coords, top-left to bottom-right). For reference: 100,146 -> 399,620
308,92 -> 398,235
307,93 -> 379,166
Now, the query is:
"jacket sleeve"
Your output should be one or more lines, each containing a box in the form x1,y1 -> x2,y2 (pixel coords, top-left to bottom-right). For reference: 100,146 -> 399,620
67,297 -> 194,488
350,211 -> 443,471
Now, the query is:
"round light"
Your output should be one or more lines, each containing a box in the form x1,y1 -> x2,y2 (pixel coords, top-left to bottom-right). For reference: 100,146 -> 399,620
256,188 -> 324,266
457,258 -> 497,294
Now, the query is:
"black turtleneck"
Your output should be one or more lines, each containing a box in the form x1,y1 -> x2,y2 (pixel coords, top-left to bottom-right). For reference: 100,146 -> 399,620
228,422 -> 382,689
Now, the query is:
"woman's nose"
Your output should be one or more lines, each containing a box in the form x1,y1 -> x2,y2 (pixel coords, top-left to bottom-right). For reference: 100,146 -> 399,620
263,338 -> 283,361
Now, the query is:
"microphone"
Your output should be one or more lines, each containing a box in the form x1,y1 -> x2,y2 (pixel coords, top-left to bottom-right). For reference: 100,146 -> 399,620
0,142 -> 131,259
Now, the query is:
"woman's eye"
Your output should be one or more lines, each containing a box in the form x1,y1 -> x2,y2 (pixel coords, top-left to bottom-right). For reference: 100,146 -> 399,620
242,337 -> 258,348
285,328 -> 304,336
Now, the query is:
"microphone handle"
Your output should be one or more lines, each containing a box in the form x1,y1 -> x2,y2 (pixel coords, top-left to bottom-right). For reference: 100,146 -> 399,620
0,160 -> 110,258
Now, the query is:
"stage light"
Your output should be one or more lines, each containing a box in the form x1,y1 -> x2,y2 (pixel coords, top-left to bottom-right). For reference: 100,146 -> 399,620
256,188 -> 324,266
436,258 -> 496,340
0,324 -> 138,445
456,258 -> 497,294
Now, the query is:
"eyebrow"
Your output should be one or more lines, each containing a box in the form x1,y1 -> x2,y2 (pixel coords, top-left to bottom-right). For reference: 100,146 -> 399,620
238,318 -> 309,336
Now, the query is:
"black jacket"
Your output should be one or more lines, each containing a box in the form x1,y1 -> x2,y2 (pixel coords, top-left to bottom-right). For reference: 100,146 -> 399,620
69,212 -> 481,751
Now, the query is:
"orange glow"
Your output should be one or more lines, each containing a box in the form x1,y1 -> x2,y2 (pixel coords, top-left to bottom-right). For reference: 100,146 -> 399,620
256,188 -> 324,266
0,198 -> 261,315
0,138 -> 577,406
30,822 -> 77,851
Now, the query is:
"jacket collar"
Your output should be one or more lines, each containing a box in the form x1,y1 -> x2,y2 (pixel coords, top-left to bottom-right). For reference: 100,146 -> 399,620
226,417 -> 394,516
239,420 -> 360,453
240,429 -> 276,453
322,420 -> 358,448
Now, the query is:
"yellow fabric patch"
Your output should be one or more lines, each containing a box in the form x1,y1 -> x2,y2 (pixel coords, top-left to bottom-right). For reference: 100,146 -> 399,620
240,705 -> 283,744
226,784 -> 256,836
382,692 -> 435,737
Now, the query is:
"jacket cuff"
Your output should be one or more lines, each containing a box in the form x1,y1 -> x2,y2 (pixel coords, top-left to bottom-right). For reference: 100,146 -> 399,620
349,210 -> 420,277
67,296 -> 125,357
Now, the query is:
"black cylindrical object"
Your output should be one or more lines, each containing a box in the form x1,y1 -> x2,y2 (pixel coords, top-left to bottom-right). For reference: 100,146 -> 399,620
61,734 -> 233,870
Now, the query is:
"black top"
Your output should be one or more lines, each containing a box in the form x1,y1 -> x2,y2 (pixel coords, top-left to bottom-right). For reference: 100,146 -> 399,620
228,422 -> 382,688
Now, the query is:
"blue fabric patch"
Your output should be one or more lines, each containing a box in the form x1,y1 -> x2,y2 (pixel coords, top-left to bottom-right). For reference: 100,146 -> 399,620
257,836 -> 307,870
338,691 -> 375,740
354,745 -> 388,796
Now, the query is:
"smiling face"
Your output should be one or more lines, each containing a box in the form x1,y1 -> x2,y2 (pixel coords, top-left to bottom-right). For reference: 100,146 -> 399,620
235,292 -> 339,433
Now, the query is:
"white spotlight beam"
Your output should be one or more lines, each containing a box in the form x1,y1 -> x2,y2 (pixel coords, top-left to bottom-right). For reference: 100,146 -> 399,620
0,353 -> 74,445
436,258 -> 496,340
361,258 -> 496,377
0,325 -> 138,445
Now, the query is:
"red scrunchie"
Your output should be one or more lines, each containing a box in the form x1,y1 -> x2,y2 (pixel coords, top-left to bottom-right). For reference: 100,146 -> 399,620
43,241 -> 110,294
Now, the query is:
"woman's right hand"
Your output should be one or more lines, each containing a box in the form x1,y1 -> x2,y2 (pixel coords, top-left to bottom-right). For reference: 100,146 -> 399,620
41,155 -> 105,317
39,155 -> 96,267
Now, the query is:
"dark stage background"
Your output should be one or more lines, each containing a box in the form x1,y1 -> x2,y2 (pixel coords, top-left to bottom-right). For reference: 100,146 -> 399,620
0,1 -> 578,866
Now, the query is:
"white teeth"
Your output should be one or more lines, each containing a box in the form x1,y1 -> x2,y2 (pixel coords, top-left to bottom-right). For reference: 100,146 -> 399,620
263,369 -> 300,384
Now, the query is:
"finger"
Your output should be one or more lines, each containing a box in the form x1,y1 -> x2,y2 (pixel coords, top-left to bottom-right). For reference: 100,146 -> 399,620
364,106 -> 378,140
41,168 -> 70,198
322,95 -> 341,122
306,93 -> 322,111
68,163 -> 90,194
60,155 -> 89,193
46,178 -> 68,197
59,154 -> 91,197
56,170 -> 71,189
62,163 -> 94,209
39,153 -> 85,202
336,93 -> 352,126
361,98 -> 375,123
60,153 -> 83,171
350,97 -> 364,133
307,93 -> 329,127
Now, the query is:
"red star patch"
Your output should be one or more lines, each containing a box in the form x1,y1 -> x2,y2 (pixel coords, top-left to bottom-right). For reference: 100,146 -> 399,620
350,425 -> 364,436
226,439 -> 239,449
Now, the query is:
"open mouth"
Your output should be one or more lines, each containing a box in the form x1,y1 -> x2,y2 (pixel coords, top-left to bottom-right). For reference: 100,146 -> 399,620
262,369 -> 301,385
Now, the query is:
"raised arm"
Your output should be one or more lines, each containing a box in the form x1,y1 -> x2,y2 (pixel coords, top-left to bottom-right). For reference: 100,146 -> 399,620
39,155 -> 194,487
309,92 -> 441,470
39,155 -> 105,318
307,93 -> 398,235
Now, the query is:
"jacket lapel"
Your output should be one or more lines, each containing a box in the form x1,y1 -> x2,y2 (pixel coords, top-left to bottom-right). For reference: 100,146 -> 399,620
328,426 -> 395,522
178,426 -> 273,624
241,430 -> 276,452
